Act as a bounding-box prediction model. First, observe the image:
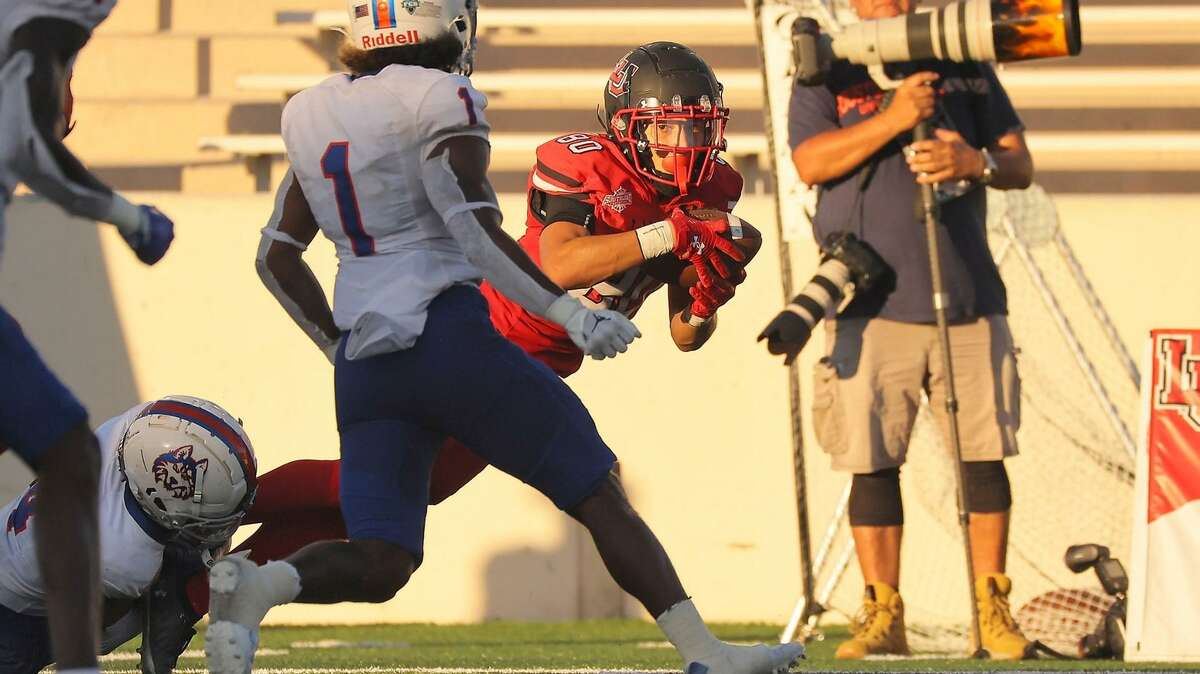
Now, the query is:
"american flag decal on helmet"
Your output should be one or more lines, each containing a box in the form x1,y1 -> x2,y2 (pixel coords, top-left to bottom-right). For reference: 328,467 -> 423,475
354,4 -> 369,18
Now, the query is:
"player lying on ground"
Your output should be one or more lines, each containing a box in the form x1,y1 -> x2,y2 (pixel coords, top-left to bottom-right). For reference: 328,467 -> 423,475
0,396 -> 256,674
0,4 -> 175,671
202,3 -> 799,674
133,38 -> 767,673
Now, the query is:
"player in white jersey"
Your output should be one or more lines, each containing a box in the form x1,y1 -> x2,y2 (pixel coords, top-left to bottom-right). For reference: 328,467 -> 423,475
207,3 -> 802,674
0,395 -> 256,674
0,3 -> 175,671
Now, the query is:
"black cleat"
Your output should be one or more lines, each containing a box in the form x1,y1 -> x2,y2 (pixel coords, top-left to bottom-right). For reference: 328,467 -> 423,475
139,543 -> 206,674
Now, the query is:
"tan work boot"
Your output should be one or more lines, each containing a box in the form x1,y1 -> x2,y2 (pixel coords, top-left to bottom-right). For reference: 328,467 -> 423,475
975,573 -> 1034,660
835,582 -> 911,659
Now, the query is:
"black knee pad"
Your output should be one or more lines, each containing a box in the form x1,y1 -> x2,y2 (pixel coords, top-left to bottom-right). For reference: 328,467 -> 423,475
964,460 -> 1012,513
848,467 -> 903,527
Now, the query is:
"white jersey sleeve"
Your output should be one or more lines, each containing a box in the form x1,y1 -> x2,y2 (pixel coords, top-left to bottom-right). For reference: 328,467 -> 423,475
416,72 -> 490,160
0,404 -> 166,616
0,0 -> 118,268
0,0 -> 116,58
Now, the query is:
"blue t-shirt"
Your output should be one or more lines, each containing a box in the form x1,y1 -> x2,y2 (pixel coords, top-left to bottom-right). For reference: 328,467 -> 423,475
788,60 -> 1023,323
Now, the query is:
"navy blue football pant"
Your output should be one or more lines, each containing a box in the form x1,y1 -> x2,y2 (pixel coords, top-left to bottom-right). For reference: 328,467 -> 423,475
335,285 -> 616,563
0,602 -> 52,674
0,305 -> 87,466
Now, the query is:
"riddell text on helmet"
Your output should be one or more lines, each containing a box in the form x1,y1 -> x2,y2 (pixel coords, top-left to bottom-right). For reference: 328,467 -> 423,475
362,29 -> 420,49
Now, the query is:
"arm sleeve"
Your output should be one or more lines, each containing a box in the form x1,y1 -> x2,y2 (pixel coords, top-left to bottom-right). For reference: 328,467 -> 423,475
421,150 -> 566,322
254,170 -> 339,354
788,80 -> 840,151
0,51 -> 124,227
978,64 -> 1024,146
418,75 -> 491,161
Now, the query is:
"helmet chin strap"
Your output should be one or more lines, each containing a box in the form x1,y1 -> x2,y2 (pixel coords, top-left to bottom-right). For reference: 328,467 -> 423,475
192,460 -> 208,505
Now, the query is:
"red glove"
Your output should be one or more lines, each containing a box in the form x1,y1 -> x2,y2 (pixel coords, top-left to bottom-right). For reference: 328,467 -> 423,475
688,272 -> 743,322
667,208 -> 746,287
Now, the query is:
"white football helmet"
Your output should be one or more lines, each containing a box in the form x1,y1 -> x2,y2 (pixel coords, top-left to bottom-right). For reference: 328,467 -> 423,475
345,0 -> 478,74
118,395 -> 258,549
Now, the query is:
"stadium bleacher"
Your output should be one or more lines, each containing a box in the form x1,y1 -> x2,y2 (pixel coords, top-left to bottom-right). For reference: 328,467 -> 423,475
71,0 -> 1200,194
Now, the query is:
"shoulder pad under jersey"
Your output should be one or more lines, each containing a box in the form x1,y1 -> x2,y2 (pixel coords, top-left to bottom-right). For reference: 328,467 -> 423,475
529,133 -> 630,197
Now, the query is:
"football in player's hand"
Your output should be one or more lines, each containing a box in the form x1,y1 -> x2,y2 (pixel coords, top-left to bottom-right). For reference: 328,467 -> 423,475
645,209 -> 762,288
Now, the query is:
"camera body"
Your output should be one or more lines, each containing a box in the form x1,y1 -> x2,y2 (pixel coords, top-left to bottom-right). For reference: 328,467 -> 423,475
774,232 -> 894,354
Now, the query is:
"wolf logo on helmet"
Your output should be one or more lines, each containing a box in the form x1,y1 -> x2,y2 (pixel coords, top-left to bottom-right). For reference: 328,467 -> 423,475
152,445 -> 208,501
120,395 -> 257,548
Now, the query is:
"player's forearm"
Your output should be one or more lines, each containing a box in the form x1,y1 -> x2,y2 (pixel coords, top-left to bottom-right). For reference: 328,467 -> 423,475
541,230 -> 646,290
792,113 -> 901,186
987,143 -> 1034,190
454,213 -> 567,318
256,247 -> 340,351
669,309 -> 716,352
423,147 -> 570,321
10,19 -> 140,234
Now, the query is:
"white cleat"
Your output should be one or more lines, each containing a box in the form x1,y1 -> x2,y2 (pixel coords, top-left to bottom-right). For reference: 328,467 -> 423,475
684,641 -> 806,674
204,556 -> 273,674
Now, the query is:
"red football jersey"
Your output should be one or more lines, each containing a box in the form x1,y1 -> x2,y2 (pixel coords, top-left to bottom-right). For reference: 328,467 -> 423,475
482,132 -> 744,376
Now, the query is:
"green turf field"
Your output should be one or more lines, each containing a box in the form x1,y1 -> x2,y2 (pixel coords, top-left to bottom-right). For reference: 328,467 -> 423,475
101,620 -> 1198,673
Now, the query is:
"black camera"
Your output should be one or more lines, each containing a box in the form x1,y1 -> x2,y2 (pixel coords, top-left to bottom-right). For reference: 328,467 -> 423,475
759,232 -> 893,361
1065,543 -> 1128,659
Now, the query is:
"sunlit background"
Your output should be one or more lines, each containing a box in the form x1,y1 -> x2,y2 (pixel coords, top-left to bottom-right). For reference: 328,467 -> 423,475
1,0 -> 1197,632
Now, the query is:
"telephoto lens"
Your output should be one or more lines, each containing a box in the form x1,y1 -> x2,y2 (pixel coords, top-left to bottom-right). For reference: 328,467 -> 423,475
759,232 -> 892,363
792,0 -> 1082,84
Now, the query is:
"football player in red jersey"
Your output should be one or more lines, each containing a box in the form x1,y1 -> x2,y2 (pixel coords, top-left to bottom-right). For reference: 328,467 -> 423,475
482,41 -> 755,378
141,42 -> 781,673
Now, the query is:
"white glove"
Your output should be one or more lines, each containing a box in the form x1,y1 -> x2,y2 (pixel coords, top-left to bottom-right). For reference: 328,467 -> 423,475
546,295 -> 641,360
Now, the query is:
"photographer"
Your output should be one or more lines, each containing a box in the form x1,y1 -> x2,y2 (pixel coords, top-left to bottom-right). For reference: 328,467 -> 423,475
785,0 -> 1033,660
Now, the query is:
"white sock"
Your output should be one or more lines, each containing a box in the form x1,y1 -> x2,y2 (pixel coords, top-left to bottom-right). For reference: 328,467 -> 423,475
656,598 -> 723,662
104,192 -> 143,236
260,560 -> 302,607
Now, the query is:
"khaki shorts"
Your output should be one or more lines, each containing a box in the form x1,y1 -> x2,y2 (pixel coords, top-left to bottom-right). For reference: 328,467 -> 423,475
812,315 -> 1021,474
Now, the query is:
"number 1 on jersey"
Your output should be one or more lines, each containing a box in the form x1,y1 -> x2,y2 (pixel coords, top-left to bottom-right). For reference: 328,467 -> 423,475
321,142 -> 375,257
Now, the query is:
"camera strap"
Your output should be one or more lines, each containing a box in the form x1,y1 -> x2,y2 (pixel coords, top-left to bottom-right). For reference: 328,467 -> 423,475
843,89 -> 897,239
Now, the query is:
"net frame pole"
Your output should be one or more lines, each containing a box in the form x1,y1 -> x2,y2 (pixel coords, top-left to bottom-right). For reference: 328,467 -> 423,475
782,479 -> 852,642
913,120 -> 986,658
1053,231 -> 1140,389
1002,213 -> 1138,458
747,0 -> 821,644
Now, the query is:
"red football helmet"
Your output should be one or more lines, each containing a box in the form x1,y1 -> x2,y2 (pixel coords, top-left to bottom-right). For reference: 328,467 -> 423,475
604,42 -> 729,194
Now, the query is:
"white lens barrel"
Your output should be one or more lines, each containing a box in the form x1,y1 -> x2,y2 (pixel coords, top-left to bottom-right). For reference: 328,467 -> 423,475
831,0 -> 998,67
789,258 -> 852,328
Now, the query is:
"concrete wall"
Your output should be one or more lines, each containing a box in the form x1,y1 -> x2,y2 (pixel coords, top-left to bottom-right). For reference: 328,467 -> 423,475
1,192 -> 1197,624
